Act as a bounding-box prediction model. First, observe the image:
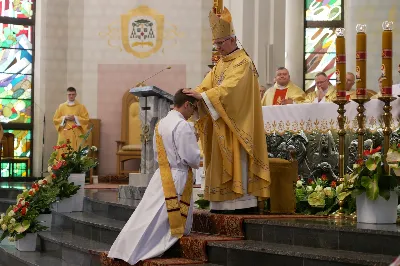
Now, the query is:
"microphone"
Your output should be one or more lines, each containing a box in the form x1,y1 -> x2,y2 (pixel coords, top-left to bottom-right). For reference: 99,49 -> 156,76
134,66 -> 172,87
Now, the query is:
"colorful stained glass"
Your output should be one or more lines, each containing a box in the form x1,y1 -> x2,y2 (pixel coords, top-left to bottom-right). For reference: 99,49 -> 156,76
304,27 -> 337,90
0,0 -> 34,19
1,129 -> 31,178
0,98 -> 31,122
0,74 -> 31,99
0,23 -> 32,49
305,0 -> 342,21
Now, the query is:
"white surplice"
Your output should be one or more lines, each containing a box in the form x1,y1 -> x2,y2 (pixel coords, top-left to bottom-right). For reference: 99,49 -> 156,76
108,110 -> 200,265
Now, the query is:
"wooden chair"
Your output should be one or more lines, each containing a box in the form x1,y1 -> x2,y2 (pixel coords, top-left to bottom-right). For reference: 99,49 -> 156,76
116,90 -> 142,176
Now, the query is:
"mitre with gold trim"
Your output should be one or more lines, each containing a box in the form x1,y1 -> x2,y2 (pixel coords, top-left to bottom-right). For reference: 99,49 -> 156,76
208,7 -> 235,40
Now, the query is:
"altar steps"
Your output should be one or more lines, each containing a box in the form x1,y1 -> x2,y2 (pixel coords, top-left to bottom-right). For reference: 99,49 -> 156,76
207,240 -> 394,266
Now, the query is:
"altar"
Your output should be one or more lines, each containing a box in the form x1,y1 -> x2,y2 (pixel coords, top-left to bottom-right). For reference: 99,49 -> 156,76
262,99 -> 400,179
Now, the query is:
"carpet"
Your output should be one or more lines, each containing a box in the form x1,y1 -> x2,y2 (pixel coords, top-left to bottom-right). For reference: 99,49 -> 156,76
100,210 -> 328,265
192,209 -> 327,237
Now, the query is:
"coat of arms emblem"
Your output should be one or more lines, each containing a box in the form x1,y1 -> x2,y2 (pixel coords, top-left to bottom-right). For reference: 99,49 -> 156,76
121,6 -> 164,58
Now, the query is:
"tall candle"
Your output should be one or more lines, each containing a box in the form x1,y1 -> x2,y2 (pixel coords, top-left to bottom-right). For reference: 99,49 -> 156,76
356,24 -> 367,97
381,21 -> 393,96
335,28 -> 346,99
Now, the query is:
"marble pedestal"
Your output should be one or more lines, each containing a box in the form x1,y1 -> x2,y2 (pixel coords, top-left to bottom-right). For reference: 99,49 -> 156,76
118,173 -> 152,199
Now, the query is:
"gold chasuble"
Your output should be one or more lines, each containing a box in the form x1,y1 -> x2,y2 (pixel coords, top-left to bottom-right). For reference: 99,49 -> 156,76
195,49 -> 270,203
53,101 -> 90,150
261,82 -> 305,106
155,125 -> 193,238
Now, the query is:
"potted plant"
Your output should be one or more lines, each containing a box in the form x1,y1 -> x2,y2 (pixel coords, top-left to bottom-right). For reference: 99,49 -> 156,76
345,146 -> 399,224
48,125 -> 98,212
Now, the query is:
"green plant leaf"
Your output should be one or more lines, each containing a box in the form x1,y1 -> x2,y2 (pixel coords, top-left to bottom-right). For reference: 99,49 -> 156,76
337,191 -> 351,201
351,188 -> 365,198
360,176 -> 371,189
379,189 -> 391,201
365,175 -> 379,201
14,220 -> 30,234
365,156 -> 380,171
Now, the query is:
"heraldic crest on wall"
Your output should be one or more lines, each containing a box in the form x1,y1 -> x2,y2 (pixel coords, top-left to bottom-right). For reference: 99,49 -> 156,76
99,5 -> 183,59
121,6 -> 164,58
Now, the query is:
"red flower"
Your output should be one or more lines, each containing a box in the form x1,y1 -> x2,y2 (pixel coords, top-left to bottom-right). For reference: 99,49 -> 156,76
25,202 -> 30,207
13,206 -> 19,212
21,207 -> 27,216
61,153 -> 66,159
43,180 -> 48,185
321,174 -> 327,181
307,178 -> 314,185
29,190 -> 34,196
51,174 -> 56,179
398,143 -> 400,148
52,160 -> 66,170
364,146 -> 381,156
53,145 -> 60,150
331,181 -> 337,188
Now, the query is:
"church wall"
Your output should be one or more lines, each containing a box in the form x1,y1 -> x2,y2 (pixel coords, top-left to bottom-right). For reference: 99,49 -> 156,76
345,0 -> 400,90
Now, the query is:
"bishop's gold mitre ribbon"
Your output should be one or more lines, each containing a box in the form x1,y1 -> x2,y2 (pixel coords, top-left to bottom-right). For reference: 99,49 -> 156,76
209,7 -> 235,40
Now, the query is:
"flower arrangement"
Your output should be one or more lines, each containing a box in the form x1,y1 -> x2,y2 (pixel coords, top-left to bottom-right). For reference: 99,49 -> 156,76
0,176 -> 58,242
387,143 -> 400,176
295,175 -> 339,215
0,126 -> 99,242
343,146 -> 399,201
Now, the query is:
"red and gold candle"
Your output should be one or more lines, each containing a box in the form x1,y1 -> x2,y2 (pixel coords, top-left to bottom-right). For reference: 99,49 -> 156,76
335,28 -> 346,99
381,21 -> 393,96
356,24 -> 367,97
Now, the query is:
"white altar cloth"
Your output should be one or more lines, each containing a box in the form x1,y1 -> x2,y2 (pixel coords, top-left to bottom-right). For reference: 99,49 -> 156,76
262,98 -> 400,134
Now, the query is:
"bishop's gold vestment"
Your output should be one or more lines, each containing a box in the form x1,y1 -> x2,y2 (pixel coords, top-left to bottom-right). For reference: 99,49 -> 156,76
261,82 -> 305,106
195,49 -> 270,204
53,101 -> 90,151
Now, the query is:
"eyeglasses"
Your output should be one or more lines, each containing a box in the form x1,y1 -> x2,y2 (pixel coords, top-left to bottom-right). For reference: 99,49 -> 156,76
315,79 -> 327,85
213,38 -> 230,47
188,102 -> 197,110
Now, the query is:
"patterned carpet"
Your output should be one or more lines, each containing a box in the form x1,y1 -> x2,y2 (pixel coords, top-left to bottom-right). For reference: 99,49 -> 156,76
100,210 -> 327,265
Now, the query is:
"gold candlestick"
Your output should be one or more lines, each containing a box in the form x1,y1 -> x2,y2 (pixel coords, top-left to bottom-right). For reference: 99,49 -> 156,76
379,21 -> 395,173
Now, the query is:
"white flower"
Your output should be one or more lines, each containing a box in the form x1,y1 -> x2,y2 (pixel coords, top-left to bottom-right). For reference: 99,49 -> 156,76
7,210 -> 15,217
336,184 -> 344,194
0,219 -> 3,224
29,188 -> 36,195
353,164 -> 360,169
91,146 -> 98,151
323,187 -> 335,198
10,218 -> 15,224
296,180 -> 303,188
7,236 -> 15,242
1,224 -> 7,231
0,213 -> 4,219
315,185 -> 323,192
38,180 -> 44,186
306,186 -> 314,193
20,200 -> 25,206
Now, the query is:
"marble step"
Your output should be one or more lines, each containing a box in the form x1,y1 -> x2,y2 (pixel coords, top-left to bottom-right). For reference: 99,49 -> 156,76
0,198 -> 16,212
0,244 -> 70,266
38,230 -> 110,266
244,218 -> 400,256
0,188 -> 22,200
207,240 -> 396,266
83,190 -> 138,222
52,211 -> 124,245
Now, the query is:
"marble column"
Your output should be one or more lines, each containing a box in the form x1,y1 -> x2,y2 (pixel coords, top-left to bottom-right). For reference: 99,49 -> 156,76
285,0 -> 304,88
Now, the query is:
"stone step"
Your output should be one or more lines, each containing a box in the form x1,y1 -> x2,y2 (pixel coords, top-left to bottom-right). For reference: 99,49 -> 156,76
207,240 -> 396,266
52,211 -> 124,245
0,198 -> 16,212
38,230 -> 110,266
0,188 -> 22,200
244,218 -> 400,256
83,190 -> 138,222
0,244 -> 70,266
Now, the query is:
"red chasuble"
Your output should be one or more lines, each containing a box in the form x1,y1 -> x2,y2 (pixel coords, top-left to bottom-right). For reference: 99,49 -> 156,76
272,88 -> 288,105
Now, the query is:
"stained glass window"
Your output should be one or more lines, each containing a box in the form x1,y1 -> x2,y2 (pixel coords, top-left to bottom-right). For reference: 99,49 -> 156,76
1,129 -> 31,178
304,0 -> 344,90
0,0 -> 34,19
305,0 -> 342,21
0,0 -> 34,178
